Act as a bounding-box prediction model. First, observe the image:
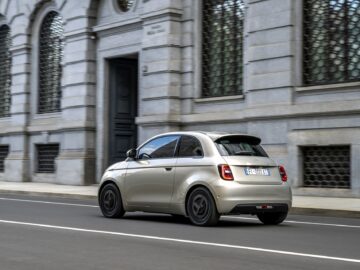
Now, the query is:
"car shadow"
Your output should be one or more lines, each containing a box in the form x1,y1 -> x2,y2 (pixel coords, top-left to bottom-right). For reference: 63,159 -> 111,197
122,214 -> 191,225
119,214 -> 268,227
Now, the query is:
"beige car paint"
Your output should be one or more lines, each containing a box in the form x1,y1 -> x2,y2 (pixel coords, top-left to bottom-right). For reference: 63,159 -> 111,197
125,158 -> 176,211
99,131 -> 292,216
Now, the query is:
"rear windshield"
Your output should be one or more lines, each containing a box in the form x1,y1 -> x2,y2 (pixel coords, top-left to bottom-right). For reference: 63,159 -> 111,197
215,136 -> 268,157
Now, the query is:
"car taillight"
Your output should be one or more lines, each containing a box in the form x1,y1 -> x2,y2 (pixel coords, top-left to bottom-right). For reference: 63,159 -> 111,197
279,165 -> 287,182
218,164 -> 234,181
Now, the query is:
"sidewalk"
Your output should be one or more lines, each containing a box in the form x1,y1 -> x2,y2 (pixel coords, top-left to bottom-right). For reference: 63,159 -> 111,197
0,181 -> 359,218
0,181 -> 97,199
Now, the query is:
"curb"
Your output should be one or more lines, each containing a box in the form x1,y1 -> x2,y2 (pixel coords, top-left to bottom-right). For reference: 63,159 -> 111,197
0,190 -> 97,200
290,207 -> 360,219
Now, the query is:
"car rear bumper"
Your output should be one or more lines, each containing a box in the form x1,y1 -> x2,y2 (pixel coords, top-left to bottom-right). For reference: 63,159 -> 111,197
229,203 -> 288,215
212,181 -> 292,214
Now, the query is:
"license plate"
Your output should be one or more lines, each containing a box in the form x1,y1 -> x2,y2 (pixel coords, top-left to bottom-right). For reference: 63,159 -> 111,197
244,167 -> 270,176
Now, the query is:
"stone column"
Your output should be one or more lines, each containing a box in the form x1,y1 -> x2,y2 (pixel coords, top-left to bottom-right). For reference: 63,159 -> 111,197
136,0 -> 183,143
246,0 -> 294,106
351,144 -> 360,196
55,12 -> 97,185
5,41 -> 31,182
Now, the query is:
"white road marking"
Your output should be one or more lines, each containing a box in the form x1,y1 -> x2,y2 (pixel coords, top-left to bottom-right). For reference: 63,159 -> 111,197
0,197 -> 98,208
223,216 -> 360,229
0,219 -> 359,264
1,197 -> 359,229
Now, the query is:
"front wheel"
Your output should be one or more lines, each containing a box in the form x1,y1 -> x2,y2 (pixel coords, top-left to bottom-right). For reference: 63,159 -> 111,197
99,183 -> 125,218
257,211 -> 288,225
186,187 -> 219,226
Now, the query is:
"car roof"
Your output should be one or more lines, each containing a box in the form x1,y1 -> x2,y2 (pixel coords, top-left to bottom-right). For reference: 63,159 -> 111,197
160,131 -> 261,142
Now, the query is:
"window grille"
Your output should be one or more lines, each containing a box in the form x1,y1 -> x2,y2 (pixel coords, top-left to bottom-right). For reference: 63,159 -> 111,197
303,0 -> 360,85
0,25 -> 11,117
36,144 -> 60,173
0,145 -> 9,172
38,11 -> 64,114
302,146 -> 350,188
117,0 -> 135,12
202,0 -> 245,97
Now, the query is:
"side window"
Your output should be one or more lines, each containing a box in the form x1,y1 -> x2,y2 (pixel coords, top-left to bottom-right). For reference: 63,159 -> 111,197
138,136 -> 179,159
178,136 -> 203,157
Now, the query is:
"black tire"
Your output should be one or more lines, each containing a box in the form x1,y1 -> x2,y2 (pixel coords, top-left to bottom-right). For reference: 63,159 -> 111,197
99,183 -> 125,218
186,187 -> 219,226
257,211 -> 288,225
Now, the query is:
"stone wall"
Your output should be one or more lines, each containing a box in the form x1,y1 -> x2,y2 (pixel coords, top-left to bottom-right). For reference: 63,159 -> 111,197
0,0 -> 97,185
0,0 -> 359,196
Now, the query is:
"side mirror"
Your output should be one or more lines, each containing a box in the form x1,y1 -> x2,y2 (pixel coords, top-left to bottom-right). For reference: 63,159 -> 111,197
126,148 -> 137,159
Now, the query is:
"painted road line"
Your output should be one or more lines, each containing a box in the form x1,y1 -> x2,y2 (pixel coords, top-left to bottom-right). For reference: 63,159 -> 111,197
223,216 -> 360,229
0,197 -> 98,208
1,197 -> 359,229
0,219 -> 359,264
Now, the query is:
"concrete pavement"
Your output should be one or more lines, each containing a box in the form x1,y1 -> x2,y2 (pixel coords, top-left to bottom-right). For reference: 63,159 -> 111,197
0,181 -> 359,217
0,194 -> 359,270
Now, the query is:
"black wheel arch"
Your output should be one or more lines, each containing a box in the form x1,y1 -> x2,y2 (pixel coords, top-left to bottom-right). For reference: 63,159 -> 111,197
185,184 -> 218,216
98,180 -> 122,203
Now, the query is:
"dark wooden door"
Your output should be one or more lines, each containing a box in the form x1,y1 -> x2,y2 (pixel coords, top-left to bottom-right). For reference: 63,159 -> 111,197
108,58 -> 138,165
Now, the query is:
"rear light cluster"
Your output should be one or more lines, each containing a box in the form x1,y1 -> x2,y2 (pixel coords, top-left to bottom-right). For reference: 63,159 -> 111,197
218,164 -> 288,182
218,164 -> 234,181
278,165 -> 288,182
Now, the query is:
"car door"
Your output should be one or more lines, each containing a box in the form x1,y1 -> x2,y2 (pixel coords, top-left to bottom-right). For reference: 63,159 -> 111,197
125,135 -> 180,211
173,135 -> 208,203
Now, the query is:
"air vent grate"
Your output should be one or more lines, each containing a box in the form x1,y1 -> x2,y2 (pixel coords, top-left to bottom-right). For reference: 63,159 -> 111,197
0,145 -> 9,172
37,144 -> 60,173
303,146 -> 350,188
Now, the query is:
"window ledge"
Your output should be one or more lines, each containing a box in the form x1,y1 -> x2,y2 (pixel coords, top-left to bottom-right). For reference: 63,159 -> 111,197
32,112 -> 61,120
296,81 -> 360,93
194,95 -> 244,103
292,187 -> 359,198
0,116 -> 11,122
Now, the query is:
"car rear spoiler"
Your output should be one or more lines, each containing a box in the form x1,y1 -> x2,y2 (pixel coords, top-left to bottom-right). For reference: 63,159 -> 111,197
214,135 -> 261,145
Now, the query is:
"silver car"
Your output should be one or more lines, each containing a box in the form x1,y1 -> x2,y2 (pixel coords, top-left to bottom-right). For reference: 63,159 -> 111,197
98,131 -> 292,226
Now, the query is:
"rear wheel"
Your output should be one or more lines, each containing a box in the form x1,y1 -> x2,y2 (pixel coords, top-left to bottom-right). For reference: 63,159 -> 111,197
186,187 -> 219,226
99,183 -> 125,218
257,211 -> 288,225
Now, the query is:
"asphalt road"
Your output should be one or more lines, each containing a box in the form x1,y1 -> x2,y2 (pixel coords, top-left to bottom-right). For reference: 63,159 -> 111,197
0,194 -> 359,270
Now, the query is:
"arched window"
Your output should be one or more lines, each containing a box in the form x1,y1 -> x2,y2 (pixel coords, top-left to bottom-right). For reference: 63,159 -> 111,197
202,0 -> 245,97
38,11 -> 64,113
0,24 -> 11,117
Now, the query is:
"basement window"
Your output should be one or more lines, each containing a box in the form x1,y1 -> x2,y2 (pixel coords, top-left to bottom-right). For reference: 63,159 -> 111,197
36,144 -> 60,173
0,145 -> 9,172
302,146 -> 350,188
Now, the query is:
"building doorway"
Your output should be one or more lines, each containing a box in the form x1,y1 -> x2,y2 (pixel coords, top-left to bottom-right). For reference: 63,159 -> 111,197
108,57 -> 138,166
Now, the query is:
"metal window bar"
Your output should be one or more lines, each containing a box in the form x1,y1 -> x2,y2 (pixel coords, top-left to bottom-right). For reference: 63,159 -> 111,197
117,0 -> 135,12
303,0 -> 360,85
302,146 -> 351,189
0,25 -> 11,117
202,0 -> 245,97
38,11 -> 64,114
37,144 -> 60,173
0,145 -> 9,172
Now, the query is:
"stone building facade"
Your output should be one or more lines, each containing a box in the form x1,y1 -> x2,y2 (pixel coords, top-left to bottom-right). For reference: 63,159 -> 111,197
0,0 -> 359,197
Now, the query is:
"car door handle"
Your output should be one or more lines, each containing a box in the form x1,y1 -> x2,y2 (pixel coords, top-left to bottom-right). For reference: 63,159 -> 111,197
165,167 -> 172,171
